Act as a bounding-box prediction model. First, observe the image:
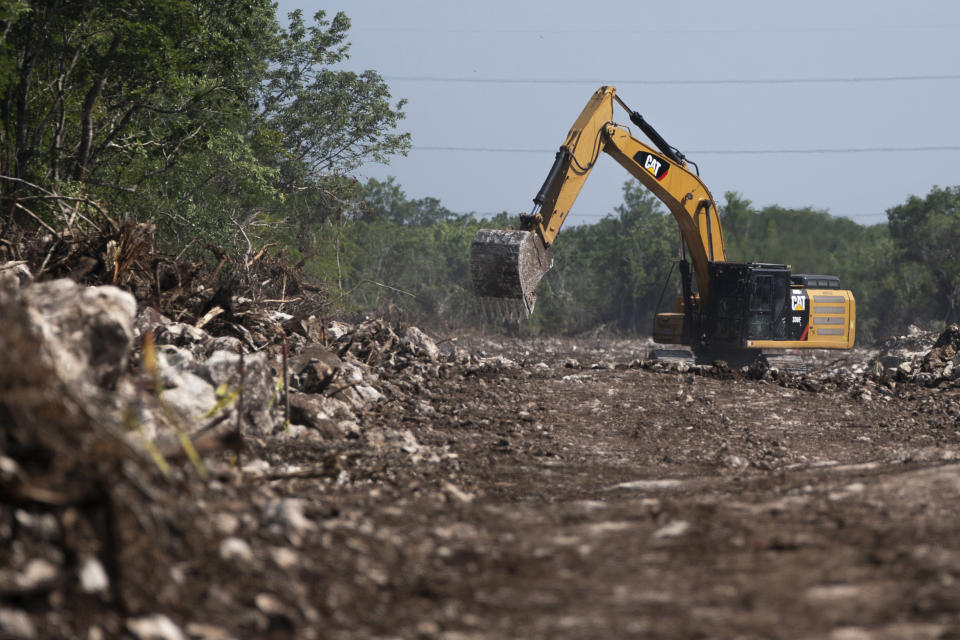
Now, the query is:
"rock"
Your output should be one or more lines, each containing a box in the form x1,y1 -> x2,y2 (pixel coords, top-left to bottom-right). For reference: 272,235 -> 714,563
135,307 -> 172,339
219,537 -> 254,563
14,510 -> 58,540
156,344 -> 197,376
335,383 -> 383,411
126,614 -> 187,640
16,558 -> 57,591
443,481 -> 475,504
590,360 -> 615,370
288,394 -> 354,437
157,371 -> 217,424
262,499 -> 315,536
562,358 -> 581,369
154,346 -> 218,423
449,346 -> 471,365
0,608 -> 35,639
199,350 -> 278,435
207,336 -> 244,356
79,556 -> 109,594
184,623 -> 237,640
295,360 -> 338,394
269,547 -> 300,570
326,320 -> 352,340
200,350 -> 246,387
241,458 -> 270,475
873,327 -> 939,373
385,429 -> 421,455
154,322 -> 210,357
214,513 -> 240,536
327,361 -> 382,410
403,326 -> 440,361
0,261 -> 32,287
652,520 -> 691,539
254,593 -> 296,632
28,279 -> 137,388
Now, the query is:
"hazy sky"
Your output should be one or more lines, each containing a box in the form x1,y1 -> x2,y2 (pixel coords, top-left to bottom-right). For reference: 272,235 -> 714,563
276,0 -> 960,226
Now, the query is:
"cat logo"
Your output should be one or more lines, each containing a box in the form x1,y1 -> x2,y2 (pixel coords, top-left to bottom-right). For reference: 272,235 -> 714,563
644,155 -> 662,175
791,293 -> 806,311
633,151 -> 669,181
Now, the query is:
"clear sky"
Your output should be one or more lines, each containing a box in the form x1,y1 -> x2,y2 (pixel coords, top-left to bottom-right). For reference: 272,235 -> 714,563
276,0 -> 960,226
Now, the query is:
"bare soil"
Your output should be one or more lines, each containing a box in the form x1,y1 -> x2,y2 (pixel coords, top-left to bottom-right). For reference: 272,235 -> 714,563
7,332 -> 960,639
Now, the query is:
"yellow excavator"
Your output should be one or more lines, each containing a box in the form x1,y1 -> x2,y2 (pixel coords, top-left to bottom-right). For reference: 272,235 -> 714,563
469,86 -> 855,365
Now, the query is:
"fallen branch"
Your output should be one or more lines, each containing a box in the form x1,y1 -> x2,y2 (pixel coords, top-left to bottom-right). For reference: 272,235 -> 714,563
336,278 -> 416,299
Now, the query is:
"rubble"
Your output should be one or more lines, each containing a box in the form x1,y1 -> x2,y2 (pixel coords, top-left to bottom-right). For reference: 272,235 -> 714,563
3,255 -> 960,637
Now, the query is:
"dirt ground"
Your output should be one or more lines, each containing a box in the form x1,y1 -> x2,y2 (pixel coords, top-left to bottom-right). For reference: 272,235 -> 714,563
6,332 -> 960,639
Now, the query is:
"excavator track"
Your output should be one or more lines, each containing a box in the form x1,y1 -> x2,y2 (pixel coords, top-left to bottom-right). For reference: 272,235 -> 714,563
469,229 -> 553,314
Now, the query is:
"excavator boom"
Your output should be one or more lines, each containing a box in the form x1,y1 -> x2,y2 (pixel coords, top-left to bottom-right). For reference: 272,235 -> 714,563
469,86 -> 724,308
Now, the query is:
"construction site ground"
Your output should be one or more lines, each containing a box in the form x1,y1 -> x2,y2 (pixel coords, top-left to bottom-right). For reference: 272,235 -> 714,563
342,341 -> 960,639
224,337 -> 959,639
8,330 -> 960,640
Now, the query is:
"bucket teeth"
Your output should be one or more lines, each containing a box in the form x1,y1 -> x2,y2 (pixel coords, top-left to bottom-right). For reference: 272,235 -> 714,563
469,229 -> 553,314
476,296 -> 528,324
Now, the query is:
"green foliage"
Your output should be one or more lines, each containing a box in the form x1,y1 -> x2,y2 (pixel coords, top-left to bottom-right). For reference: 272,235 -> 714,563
0,2 -> 408,258
887,185 -> 960,325
531,182 -> 677,333
257,11 -> 410,255
328,179 -> 481,327
319,178 -> 956,343
719,192 -> 900,340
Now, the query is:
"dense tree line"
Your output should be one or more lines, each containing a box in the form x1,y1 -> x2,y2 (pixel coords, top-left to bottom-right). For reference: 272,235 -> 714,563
333,178 -> 959,343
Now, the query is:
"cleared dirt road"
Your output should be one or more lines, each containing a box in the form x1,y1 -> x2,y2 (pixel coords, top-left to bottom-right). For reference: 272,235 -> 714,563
264,338 -> 960,638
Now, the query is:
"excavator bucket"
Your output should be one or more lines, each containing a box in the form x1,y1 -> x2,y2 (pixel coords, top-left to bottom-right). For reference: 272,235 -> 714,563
469,229 -> 553,314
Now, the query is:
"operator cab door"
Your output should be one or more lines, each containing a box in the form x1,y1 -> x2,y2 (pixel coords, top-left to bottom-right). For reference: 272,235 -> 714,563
745,271 -> 788,340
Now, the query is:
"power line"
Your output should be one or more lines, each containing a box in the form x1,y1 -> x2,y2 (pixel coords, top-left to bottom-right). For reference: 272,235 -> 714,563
356,24 -> 960,35
467,211 -> 887,220
413,145 -> 960,155
385,73 -> 960,86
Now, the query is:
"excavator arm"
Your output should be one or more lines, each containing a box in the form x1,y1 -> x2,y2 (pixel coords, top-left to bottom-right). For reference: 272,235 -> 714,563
470,86 -> 725,309
530,86 -> 725,296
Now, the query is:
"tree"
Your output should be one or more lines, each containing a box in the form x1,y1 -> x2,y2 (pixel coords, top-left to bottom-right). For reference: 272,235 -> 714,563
305,178 -> 478,327
533,180 -> 677,333
257,11 -> 409,255
0,3 -> 409,260
361,177 -> 455,226
887,186 -> 960,325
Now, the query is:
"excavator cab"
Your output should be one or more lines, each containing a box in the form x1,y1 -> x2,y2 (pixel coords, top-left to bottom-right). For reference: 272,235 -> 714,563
704,263 -> 791,345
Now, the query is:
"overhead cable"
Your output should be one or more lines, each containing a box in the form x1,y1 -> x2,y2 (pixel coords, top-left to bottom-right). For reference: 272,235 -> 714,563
412,145 -> 960,155
385,73 -> 960,86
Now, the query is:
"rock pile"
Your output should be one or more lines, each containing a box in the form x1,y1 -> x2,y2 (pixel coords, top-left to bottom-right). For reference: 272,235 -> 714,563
0,269 -> 475,638
871,324 -> 960,387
